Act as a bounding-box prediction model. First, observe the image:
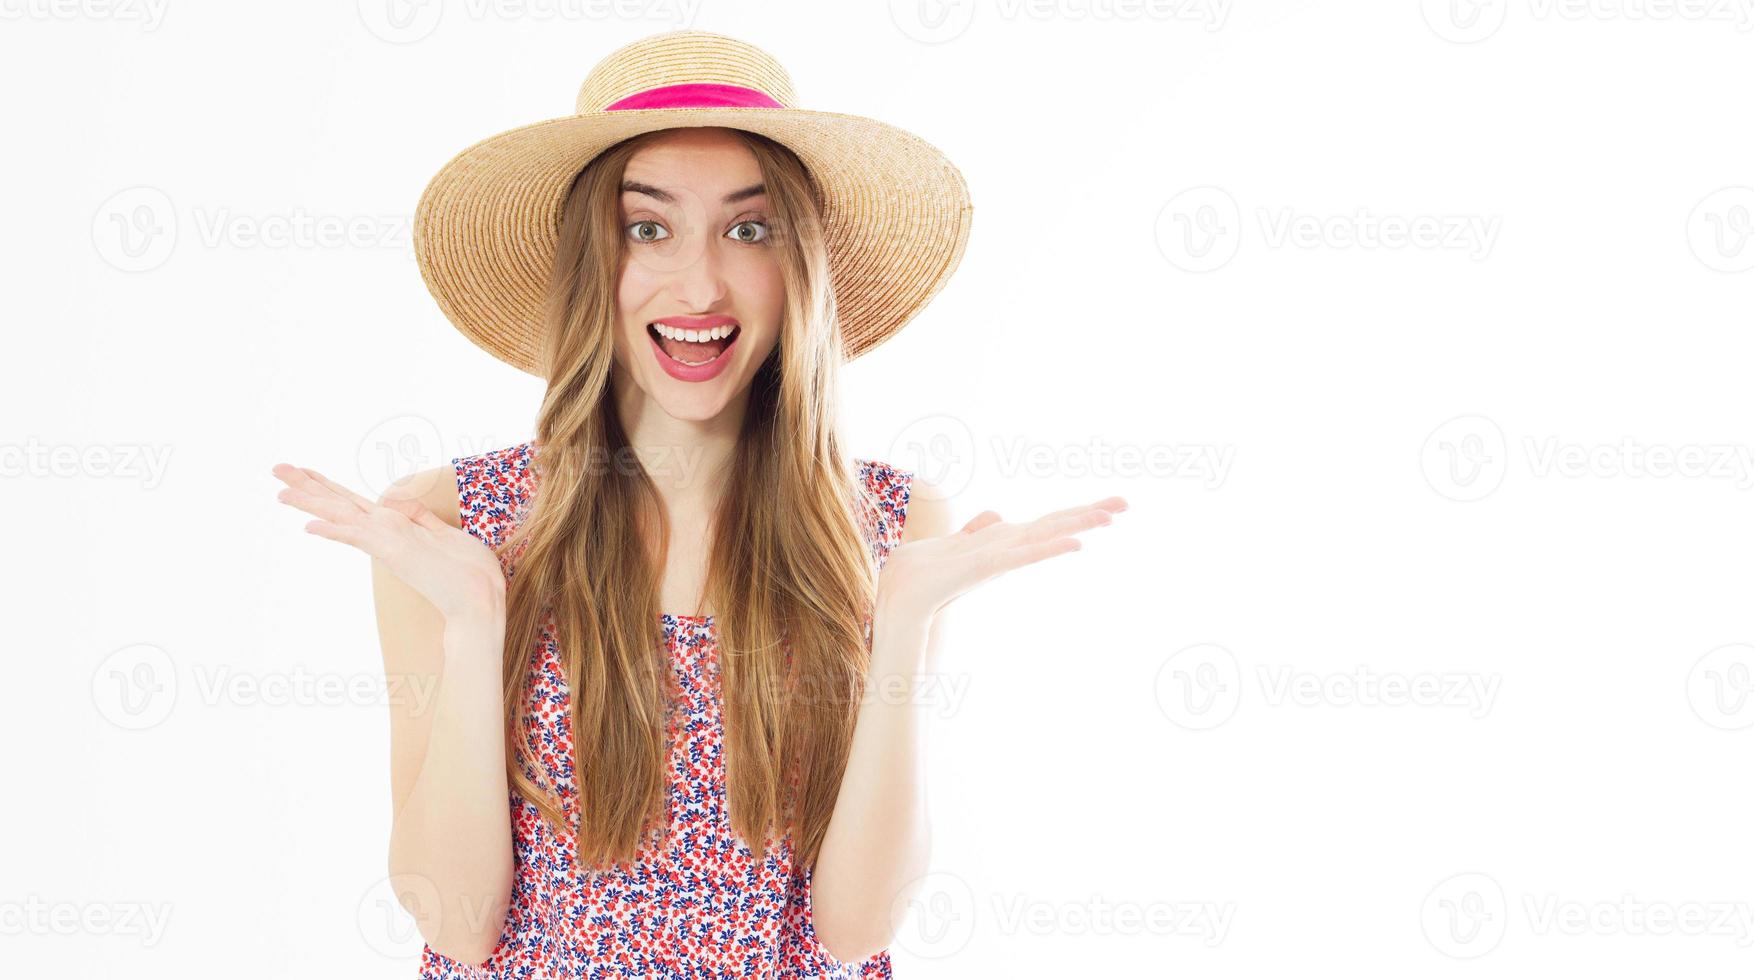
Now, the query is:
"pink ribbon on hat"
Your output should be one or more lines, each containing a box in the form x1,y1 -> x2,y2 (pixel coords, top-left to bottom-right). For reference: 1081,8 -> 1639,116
602,82 -> 783,111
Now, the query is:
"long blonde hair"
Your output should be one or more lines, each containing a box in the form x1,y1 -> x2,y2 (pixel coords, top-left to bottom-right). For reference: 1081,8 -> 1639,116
494,127 -> 881,875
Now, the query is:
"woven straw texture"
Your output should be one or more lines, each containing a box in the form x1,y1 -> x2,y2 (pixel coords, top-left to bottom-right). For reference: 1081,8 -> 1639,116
413,30 -> 973,377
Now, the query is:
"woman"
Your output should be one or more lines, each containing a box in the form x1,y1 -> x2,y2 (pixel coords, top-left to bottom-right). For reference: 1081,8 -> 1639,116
271,30 -> 1125,978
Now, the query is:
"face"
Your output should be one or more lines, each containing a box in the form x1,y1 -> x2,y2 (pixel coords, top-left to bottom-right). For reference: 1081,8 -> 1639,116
613,127 -> 785,423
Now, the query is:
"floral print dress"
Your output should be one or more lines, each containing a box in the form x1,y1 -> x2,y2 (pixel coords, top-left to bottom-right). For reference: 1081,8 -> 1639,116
416,439 -> 913,980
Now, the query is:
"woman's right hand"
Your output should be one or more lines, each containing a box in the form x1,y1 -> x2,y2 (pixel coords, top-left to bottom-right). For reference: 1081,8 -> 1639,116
271,462 -> 507,621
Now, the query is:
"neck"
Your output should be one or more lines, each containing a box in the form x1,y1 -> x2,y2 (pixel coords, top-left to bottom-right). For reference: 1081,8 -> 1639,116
610,366 -> 746,511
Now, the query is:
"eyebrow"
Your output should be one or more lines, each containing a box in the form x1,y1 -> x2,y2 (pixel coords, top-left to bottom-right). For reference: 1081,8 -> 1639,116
621,180 -> 767,206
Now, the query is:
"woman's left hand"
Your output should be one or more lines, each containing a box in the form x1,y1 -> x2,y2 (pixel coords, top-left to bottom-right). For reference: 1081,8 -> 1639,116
876,495 -> 1129,622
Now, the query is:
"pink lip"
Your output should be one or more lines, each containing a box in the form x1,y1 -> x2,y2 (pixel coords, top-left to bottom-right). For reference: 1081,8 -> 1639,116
647,321 -> 740,383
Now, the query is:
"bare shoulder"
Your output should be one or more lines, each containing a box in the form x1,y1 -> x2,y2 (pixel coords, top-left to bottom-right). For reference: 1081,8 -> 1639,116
369,462 -> 464,622
897,471 -> 952,544
376,462 -> 464,529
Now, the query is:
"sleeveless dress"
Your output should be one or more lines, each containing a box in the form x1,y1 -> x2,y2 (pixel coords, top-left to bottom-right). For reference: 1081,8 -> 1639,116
417,439 -> 913,980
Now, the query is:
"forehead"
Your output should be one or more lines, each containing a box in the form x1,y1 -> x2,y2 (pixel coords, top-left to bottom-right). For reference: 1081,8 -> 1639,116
621,128 -> 764,202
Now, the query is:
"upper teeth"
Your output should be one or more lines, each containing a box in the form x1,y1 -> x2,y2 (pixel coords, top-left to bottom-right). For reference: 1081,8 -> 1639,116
651,323 -> 736,343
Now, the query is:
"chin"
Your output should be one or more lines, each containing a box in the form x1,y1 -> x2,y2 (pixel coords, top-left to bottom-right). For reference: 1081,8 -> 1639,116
651,383 -> 737,422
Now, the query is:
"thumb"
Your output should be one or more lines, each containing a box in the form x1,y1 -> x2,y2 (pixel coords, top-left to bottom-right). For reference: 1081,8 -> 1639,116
382,495 -> 449,532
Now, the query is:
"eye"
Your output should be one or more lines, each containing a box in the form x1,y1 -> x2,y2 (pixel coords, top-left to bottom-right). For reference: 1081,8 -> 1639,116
727,219 -> 769,245
627,220 -> 669,244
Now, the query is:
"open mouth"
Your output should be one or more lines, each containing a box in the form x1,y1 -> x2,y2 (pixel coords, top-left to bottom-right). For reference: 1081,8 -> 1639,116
648,322 -> 740,366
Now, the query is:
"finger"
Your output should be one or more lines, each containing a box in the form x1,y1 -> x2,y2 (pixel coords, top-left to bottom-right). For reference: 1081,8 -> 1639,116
276,484 -> 376,526
987,535 -> 1083,574
988,498 -> 1126,544
271,463 -> 368,516
1029,496 -> 1129,524
302,518 -> 376,553
975,532 -> 1080,578
1026,502 -> 1090,523
1018,505 -> 1117,544
381,493 -> 450,533
298,466 -> 377,513
959,511 -> 1003,534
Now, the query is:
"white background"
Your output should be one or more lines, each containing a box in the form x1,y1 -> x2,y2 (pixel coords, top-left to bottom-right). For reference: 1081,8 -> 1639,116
5,0 -> 1754,976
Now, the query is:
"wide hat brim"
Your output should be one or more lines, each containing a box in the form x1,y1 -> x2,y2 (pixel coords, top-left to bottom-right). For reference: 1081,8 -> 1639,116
412,104 -> 973,377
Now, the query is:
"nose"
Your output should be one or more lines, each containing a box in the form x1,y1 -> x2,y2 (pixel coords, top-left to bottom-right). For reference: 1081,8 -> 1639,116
668,226 -> 730,313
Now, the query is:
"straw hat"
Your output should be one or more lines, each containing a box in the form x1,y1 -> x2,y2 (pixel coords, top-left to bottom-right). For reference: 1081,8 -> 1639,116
412,29 -> 974,377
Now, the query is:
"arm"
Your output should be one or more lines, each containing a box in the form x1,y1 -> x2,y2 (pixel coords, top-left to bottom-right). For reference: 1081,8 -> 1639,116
810,475 -> 953,963
808,476 -> 1128,962
375,465 -> 515,966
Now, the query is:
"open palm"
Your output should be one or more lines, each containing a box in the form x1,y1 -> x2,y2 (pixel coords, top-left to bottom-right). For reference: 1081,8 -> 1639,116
270,463 -> 506,620
877,495 -> 1128,620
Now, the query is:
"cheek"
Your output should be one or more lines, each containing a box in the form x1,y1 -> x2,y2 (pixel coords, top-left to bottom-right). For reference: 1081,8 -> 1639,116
615,261 -> 662,348
730,252 -> 787,325
617,259 -> 655,313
